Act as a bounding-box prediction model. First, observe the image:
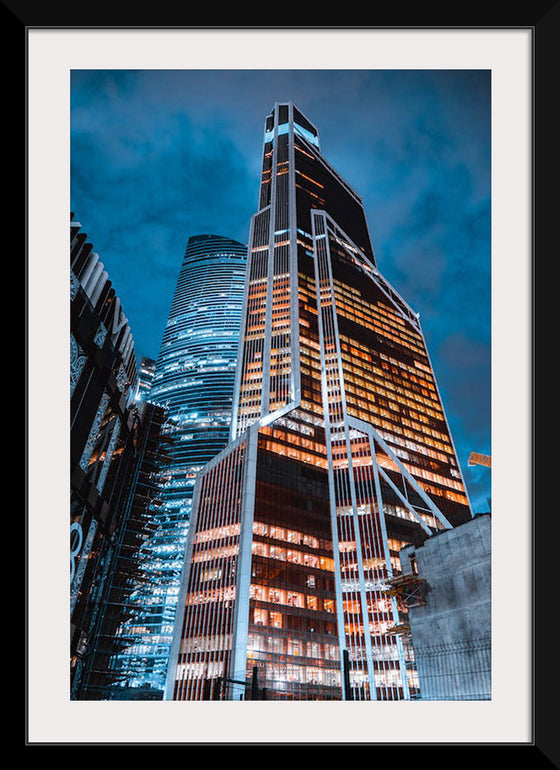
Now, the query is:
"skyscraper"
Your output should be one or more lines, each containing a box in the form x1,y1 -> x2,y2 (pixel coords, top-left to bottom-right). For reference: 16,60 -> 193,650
123,234 -> 248,697
74,399 -> 174,700
165,103 -> 474,702
70,214 -> 140,696
70,214 -> 177,701
135,356 -> 157,402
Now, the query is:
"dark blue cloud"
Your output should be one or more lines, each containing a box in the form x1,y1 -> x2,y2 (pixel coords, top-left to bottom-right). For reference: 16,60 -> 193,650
71,68 -> 491,513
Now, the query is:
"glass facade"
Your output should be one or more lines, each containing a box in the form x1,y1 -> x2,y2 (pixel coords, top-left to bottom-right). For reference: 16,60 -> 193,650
74,400 -> 174,700
70,214 -> 140,697
135,356 -> 157,402
166,103 -> 473,702
117,234 -> 247,697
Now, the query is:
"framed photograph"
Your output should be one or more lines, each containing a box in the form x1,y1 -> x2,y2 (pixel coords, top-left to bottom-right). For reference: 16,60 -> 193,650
24,23 -> 544,753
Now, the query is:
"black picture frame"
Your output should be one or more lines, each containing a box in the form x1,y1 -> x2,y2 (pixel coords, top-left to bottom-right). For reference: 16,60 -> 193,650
18,16 -> 553,761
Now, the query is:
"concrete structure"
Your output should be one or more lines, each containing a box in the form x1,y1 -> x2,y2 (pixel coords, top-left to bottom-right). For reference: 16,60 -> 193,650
399,513 -> 491,700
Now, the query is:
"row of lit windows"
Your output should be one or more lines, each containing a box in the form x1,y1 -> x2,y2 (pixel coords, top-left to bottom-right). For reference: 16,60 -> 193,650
196,567 -> 226,584
372,669 -> 407,688
343,380 -> 443,429
340,358 -> 442,419
389,444 -> 449,474
180,634 -> 232,655
259,424 -> 326,457
237,405 -> 262,420
295,168 -> 324,190
403,462 -> 466,492
341,353 -> 438,411
379,351 -> 437,395
243,372 -> 264,383
382,430 -> 455,466
347,403 -> 452,452
258,437 -> 329,469
187,586 -> 236,606
193,523 -> 241,544
252,540 -> 334,572
333,283 -> 420,348
294,141 -> 316,162
343,597 -> 393,615
379,423 -> 452,457
339,556 -> 389,577
296,182 -> 325,205
376,299 -> 409,328
269,399 -> 290,412
252,521 -> 325,549
250,584 -> 335,613
257,663 -> 340,688
175,661 -> 225,680
273,415 -> 316,438
192,544 -> 239,566
245,325 -> 267,337
162,325 -> 240,340
299,348 -> 322,369
333,279 -> 406,330
247,633 -> 339,661
359,444 -> 463,502
338,336 -> 436,396
374,363 -> 435,402
335,296 -> 425,357
342,360 -> 436,420
336,497 -> 436,532
436,487 -> 470,506
345,619 -> 397,637
238,385 -> 262,398
269,365 -> 292,378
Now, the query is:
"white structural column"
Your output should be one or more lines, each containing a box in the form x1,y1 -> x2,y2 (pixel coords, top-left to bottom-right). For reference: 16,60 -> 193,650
229,425 -> 259,698
312,209 -> 455,700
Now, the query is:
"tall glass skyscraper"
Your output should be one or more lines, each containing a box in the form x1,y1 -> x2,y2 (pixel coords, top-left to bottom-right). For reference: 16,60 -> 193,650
117,234 -> 247,697
165,103 -> 474,702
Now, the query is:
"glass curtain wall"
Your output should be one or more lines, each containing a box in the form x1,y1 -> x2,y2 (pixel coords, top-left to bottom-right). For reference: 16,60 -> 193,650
116,234 -> 247,697
166,104 -> 472,702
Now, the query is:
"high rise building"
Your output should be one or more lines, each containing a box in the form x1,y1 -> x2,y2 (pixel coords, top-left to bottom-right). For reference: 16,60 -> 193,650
135,356 -> 157,402
123,234 -> 248,697
74,400 -> 174,700
70,214 -> 140,696
165,103 -> 474,702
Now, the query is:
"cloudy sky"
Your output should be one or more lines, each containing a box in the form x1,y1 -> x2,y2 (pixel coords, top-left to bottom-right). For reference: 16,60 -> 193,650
70,68 -> 491,513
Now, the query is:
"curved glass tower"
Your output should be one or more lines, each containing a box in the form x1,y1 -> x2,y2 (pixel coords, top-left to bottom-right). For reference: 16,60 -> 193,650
113,234 -> 247,698
151,234 -> 249,480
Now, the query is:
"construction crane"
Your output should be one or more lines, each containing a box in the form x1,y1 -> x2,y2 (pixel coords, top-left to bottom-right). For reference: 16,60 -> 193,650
468,452 -> 491,468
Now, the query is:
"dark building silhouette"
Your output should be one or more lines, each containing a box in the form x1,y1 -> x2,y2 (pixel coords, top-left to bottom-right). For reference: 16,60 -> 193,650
70,214 -> 140,696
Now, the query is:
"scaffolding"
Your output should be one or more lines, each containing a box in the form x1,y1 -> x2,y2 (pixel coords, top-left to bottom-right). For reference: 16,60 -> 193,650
385,573 -> 429,609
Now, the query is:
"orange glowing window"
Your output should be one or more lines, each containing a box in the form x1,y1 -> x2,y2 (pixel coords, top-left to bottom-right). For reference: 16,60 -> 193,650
269,612 -> 283,628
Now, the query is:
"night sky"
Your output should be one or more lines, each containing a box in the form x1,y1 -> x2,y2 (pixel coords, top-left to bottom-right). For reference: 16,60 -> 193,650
70,68 -> 491,514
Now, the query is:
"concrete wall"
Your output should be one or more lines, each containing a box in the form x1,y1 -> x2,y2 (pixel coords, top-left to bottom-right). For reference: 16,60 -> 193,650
400,513 -> 491,700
